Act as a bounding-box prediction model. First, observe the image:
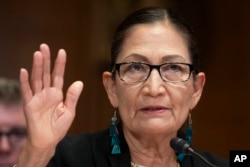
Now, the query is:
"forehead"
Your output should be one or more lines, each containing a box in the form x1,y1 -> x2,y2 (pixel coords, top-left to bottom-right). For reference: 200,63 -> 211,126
0,104 -> 26,129
117,21 -> 190,63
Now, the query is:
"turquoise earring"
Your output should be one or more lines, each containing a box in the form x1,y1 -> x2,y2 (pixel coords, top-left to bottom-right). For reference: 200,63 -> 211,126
109,110 -> 121,154
177,113 -> 193,162
185,113 -> 193,144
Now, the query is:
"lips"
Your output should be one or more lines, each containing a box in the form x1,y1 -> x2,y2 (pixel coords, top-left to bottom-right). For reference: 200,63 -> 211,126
0,163 -> 11,167
139,105 -> 169,113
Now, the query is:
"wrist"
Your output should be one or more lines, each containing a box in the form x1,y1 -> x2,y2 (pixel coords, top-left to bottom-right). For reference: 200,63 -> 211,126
16,142 -> 56,167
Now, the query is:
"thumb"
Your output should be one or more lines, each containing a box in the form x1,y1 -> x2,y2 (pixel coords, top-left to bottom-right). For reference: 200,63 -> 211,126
64,81 -> 84,111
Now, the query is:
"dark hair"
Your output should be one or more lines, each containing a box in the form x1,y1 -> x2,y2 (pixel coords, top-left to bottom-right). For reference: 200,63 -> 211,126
110,7 -> 199,73
0,77 -> 22,105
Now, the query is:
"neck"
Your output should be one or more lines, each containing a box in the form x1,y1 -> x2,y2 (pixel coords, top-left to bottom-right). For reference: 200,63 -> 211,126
123,128 -> 178,167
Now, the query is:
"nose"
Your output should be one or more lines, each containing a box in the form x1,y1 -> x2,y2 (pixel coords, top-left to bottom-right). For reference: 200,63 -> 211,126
142,69 -> 166,96
0,136 -> 11,152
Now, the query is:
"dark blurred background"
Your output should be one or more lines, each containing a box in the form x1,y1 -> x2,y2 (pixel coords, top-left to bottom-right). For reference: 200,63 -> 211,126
1,0 -> 250,159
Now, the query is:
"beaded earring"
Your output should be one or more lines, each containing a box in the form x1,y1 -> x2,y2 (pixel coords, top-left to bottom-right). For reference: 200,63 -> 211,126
185,113 -> 193,144
109,110 -> 121,154
177,113 -> 193,162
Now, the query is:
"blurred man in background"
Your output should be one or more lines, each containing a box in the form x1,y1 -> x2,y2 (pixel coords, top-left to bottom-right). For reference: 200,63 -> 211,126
0,78 -> 26,167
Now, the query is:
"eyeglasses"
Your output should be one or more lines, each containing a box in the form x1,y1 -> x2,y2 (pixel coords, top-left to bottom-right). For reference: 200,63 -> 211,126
113,62 -> 195,83
0,127 -> 27,147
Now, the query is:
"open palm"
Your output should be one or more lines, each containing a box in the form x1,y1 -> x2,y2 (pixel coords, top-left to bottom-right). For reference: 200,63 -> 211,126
19,44 -> 83,151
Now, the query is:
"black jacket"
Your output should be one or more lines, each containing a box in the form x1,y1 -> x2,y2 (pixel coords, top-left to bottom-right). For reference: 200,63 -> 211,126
48,128 -> 229,167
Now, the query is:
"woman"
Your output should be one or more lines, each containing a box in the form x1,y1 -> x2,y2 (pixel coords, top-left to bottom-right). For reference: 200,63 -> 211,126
16,7 -> 229,167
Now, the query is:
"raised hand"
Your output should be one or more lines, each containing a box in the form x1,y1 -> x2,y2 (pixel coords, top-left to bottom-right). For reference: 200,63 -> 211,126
18,44 -> 83,166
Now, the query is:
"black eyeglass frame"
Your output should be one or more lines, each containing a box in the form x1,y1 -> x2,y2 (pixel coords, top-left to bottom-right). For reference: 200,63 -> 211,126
0,128 -> 27,147
112,62 -> 196,83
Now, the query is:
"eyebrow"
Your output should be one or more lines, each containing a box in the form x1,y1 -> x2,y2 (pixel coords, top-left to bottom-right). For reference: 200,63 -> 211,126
162,55 -> 186,62
121,53 -> 187,63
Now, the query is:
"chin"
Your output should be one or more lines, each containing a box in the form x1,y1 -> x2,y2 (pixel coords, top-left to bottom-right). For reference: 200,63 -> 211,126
140,122 -> 173,135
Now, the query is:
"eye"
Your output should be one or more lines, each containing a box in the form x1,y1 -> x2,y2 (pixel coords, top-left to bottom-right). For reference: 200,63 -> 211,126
127,63 -> 147,73
169,64 -> 182,71
9,128 -> 27,138
162,63 -> 184,73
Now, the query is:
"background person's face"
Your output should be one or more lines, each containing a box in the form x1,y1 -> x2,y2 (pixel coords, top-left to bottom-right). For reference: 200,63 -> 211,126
0,104 -> 26,167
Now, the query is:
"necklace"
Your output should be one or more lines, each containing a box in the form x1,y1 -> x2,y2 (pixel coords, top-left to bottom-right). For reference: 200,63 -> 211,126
130,161 -> 180,167
131,162 -> 146,167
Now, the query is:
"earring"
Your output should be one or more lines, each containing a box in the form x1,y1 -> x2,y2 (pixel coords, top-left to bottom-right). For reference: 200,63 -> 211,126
177,112 -> 193,162
185,113 -> 193,144
109,110 -> 121,154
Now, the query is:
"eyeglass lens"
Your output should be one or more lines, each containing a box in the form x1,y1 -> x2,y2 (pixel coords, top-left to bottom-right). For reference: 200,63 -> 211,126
0,127 -> 27,146
118,62 -> 191,83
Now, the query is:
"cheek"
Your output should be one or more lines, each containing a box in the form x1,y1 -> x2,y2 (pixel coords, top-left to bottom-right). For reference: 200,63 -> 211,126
116,84 -> 141,118
165,82 -> 196,134
166,84 -> 193,129
168,82 -> 194,110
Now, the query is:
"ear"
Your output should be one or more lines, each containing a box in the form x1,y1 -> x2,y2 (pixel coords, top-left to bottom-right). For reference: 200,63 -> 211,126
190,72 -> 206,109
102,71 -> 118,107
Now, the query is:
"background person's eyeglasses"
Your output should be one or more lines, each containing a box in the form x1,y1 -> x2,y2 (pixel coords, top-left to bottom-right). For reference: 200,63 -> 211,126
0,127 -> 27,147
113,62 -> 195,83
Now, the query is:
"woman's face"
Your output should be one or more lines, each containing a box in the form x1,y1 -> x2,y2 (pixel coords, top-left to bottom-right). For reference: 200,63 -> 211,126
103,21 -> 205,137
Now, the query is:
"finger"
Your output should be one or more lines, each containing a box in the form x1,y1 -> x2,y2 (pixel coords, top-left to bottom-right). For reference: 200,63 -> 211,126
30,51 -> 43,93
64,81 -> 84,112
52,49 -> 66,89
20,68 -> 33,105
40,44 -> 51,88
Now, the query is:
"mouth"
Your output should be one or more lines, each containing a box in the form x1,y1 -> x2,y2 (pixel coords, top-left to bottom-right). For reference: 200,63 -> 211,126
0,157 -> 11,166
139,105 -> 169,114
0,162 -> 11,167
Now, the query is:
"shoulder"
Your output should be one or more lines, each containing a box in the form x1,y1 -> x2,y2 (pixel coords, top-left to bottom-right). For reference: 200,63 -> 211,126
58,129 -> 110,156
48,129 -> 110,167
60,129 -> 109,147
181,151 -> 229,167
201,152 -> 229,167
